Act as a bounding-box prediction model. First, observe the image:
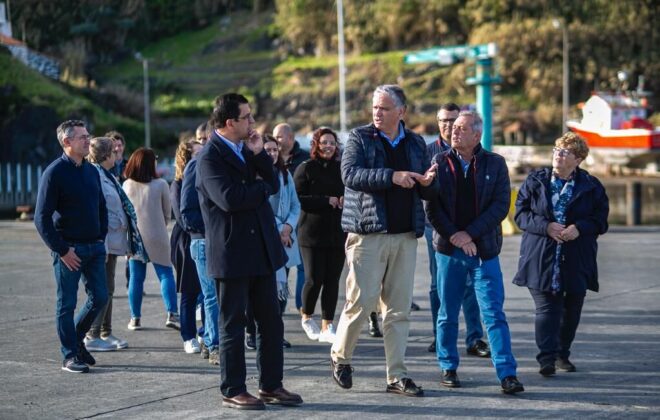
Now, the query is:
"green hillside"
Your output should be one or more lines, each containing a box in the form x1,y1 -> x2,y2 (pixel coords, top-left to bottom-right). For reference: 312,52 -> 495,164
0,49 -> 145,153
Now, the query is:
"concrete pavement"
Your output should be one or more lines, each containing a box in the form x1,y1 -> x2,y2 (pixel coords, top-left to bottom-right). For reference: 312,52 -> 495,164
0,221 -> 658,419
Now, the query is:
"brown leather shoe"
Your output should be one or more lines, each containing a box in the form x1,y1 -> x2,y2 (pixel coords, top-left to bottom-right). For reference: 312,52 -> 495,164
258,387 -> 303,406
222,392 -> 265,410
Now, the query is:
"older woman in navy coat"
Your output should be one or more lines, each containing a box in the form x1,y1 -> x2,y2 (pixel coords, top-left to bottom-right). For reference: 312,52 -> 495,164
513,132 -> 609,376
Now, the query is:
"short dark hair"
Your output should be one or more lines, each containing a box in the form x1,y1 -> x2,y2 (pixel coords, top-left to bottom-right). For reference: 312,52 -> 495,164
209,93 -> 249,129
310,127 -> 340,161
56,120 -> 86,147
105,130 -> 125,144
124,147 -> 158,183
438,102 -> 460,115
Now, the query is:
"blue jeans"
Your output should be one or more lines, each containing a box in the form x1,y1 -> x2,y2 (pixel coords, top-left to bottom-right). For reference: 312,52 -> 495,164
128,260 -> 178,318
425,227 -> 483,345
190,239 -> 219,349
295,263 -> 305,311
435,249 -> 517,381
52,242 -> 108,360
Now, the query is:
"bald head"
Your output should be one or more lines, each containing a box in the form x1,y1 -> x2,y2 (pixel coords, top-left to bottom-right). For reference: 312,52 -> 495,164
273,123 -> 295,154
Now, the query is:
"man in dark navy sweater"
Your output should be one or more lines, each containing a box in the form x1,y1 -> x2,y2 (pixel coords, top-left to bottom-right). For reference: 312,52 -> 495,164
35,120 -> 109,373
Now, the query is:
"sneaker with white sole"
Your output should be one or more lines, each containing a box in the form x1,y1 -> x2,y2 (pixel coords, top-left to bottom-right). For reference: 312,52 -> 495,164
83,337 -> 117,352
127,317 -> 142,330
102,334 -> 128,349
62,357 -> 89,373
301,318 -> 321,341
183,338 -> 201,354
318,324 -> 336,343
166,312 -> 181,330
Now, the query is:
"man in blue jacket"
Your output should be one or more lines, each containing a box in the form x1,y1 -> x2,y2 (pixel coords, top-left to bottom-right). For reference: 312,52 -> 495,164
180,133 -> 220,365
425,103 -> 489,359
34,120 -> 109,373
330,84 -> 438,397
196,93 -> 302,410
425,111 -> 524,394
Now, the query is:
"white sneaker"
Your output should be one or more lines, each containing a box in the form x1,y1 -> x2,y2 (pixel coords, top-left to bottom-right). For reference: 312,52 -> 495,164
102,334 -> 128,349
83,337 -> 117,352
318,324 -> 336,344
301,318 -> 321,341
183,339 -> 201,354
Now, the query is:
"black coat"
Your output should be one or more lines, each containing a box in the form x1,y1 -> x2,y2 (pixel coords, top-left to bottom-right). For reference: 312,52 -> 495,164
169,179 -> 201,294
341,123 -> 437,237
513,167 -> 609,294
196,132 -> 287,279
294,158 -> 346,248
424,146 -> 510,260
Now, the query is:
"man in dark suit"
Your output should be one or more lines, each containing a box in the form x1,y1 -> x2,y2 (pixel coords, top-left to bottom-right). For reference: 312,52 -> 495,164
196,93 -> 303,410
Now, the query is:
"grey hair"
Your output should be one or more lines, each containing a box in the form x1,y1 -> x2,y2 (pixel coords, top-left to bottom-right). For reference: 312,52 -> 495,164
56,120 -> 86,147
458,111 -> 483,133
373,84 -> 407,109
88,137 -> 115,164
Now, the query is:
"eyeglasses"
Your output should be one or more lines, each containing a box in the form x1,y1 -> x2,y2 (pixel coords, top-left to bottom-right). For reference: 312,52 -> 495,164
438,118 -> 457,125
553,147 -> 574,157
70,134 -> 91,141
235,113 -> 253,122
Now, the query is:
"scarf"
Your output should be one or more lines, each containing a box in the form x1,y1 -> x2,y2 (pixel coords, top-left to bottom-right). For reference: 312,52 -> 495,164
95,164 -> 150,263
549,172 -> 575,293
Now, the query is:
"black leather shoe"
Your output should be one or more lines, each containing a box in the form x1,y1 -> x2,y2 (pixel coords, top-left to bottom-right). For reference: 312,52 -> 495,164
368,312 -> 382,338
501,376 -> 524,394
77,342 -> 96,366
386,377 -> 423,397
539,363 -> 556,377
331,358 -> 353,389
282,338 -> 292,349
245,333 -> 256,350
466,339 -> 491,358
556,358 -> 576,372
410,301 -> 421,311
441,370 -> 461,388
427,339 -> 436,353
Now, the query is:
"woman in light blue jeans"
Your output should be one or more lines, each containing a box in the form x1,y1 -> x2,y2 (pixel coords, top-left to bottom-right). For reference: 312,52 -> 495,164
123,148 -> 179,330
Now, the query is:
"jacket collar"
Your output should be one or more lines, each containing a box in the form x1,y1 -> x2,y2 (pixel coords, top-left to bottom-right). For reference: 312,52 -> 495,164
210,130 -> 248,174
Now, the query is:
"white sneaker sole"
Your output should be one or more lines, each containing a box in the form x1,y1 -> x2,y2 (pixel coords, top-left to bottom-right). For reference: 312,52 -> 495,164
85,346 -> 117,352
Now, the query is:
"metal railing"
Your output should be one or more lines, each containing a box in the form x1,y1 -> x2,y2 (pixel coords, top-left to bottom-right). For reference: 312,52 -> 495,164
0,162 -> 44,212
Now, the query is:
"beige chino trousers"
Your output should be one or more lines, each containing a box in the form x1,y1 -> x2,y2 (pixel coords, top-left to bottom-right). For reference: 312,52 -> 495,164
331,232 -> 417,384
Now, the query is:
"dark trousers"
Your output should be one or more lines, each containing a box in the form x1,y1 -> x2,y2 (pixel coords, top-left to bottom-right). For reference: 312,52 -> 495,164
246,294 -> 286,336
88,254 -> 117,338
180,290 -> 199,341
216,274 -> 283,397
300,246 -> 345,321
529,288 -> 585,365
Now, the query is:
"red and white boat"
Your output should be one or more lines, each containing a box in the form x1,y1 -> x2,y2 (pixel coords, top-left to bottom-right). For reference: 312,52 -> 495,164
567,93 -> 660,150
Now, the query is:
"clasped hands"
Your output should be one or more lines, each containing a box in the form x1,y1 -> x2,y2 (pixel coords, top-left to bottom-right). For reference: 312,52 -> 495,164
546,222 -> 580,244
392,163 -> 438,189
450,231 -> 477,257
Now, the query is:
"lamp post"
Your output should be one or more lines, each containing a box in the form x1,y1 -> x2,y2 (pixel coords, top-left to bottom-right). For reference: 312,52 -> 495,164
135,52 -> 151,149
553,18 -> 569,132
336,0 -> 347,135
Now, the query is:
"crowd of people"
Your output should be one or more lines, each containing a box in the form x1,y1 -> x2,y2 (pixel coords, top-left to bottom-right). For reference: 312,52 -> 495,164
34,84 -> 609,411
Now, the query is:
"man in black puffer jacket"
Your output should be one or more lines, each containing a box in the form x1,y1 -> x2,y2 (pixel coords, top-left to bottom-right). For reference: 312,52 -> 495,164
330,84 -> 438,398
425,111 -> 524,395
